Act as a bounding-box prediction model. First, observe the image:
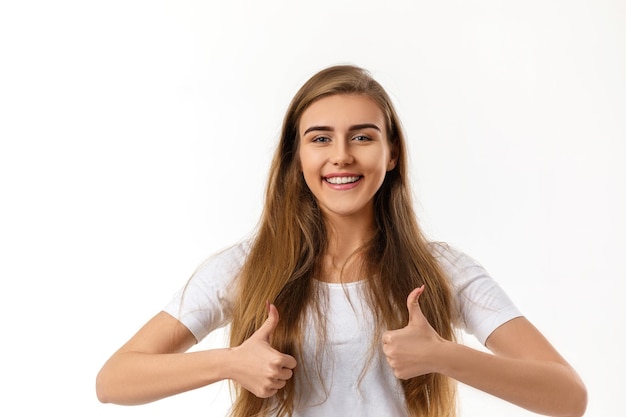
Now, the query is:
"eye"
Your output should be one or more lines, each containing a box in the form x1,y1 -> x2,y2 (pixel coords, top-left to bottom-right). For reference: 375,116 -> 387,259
312,136 -> 331,143
352,135 -> 371,142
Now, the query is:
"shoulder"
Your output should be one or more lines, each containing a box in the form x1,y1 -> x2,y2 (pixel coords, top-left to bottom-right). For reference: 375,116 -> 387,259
162,239 -> 254,340
428,242 -> 523,344
182,238 -> 253,300
428,241 -> 486,286
193,239 -> 252,278
427,241 -> 505,297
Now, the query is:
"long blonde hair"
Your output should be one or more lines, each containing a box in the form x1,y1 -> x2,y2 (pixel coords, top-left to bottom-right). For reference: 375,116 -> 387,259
229,65 -> 457,417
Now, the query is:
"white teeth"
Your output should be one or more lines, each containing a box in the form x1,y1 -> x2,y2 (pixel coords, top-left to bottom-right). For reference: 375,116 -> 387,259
325,176 -> 360,184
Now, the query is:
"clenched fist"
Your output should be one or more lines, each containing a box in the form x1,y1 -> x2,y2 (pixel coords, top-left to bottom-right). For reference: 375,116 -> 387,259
382,285 -> 447,380
229,303 -> 297,398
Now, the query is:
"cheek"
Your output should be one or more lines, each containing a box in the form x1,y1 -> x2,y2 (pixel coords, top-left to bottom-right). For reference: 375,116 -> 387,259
298,154 -> 317,187
365,153 -> 391,173
299,149 -> 321,175
297,146 -> 307,172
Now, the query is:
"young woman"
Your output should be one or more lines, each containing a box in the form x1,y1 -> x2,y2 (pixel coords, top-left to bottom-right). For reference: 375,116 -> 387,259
96,65 -> 587,417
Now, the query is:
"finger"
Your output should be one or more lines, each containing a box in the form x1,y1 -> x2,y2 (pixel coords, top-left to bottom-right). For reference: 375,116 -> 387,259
276,367 -> 294,381
407,285 -> 425,325
279,353 -> 297,370
381,330 -> 392,345
256,387 -> 278,399
254,302 -> 280,342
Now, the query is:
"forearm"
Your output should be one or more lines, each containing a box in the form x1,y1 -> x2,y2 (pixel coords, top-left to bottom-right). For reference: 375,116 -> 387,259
436,342 -> 587,417
96,348 -> 231,405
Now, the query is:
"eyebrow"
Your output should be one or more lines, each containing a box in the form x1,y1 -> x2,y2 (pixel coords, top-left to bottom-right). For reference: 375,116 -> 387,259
303,123 -> 382,135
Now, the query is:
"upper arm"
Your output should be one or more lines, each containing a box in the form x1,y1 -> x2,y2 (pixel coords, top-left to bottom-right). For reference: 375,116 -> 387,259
115,311 -> 198,355
485,316 -> 569,365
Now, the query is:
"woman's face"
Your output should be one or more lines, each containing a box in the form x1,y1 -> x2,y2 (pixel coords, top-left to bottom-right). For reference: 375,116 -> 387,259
298,94 -> 397,221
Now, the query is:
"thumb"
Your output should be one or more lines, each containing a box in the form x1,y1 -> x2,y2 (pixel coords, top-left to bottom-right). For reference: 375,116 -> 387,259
407,285 -> 425,325
254,302 -> 280,342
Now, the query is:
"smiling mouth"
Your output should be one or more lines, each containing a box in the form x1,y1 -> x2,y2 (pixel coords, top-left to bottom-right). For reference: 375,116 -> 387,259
324,176 -> 362,185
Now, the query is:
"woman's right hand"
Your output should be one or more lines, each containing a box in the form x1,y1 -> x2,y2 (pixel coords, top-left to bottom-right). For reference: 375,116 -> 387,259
227,303 -> 297,398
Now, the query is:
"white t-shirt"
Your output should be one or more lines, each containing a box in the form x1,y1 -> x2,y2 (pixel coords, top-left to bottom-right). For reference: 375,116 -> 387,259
163,241 -> 522,416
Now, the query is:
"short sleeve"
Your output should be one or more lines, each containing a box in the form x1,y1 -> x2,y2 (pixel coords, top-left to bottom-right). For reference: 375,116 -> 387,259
163,241 -> 250,342
431,243 -> 523,345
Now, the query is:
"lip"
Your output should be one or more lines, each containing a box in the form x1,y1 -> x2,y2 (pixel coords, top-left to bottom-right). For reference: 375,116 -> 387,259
323,173 -> 362,190
324,172 -> 360,178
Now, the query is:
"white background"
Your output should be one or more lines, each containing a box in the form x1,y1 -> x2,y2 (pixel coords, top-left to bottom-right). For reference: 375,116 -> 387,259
1,1 -> 624,416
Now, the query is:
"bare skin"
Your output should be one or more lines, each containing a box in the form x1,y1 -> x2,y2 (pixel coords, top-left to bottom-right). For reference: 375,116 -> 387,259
96,304 -> 296,404
303,94 -> 587,416
97,93 -> 587,415
382,286 -> 587,417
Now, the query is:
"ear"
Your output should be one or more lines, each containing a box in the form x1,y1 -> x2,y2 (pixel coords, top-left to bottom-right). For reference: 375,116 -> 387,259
297,155 -> 303,172
294,135 -> 303,172
387,146 -> 398,172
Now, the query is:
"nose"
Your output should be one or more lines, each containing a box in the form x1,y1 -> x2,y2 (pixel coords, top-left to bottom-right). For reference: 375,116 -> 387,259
329,141 -> 354,166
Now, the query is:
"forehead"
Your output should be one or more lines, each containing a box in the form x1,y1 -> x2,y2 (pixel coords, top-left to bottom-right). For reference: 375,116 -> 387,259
299,94 -> 385,133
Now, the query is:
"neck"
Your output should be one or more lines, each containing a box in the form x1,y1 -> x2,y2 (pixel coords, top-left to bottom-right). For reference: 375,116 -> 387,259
320,210 -> 376,283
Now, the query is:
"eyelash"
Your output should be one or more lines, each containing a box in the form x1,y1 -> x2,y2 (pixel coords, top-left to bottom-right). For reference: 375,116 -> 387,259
312,136 -> 330,143
311,135 -> 371,143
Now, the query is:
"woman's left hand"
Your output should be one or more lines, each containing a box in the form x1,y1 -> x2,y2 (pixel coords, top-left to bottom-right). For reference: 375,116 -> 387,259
381,285 -> 446,379
383,285 -> 588,416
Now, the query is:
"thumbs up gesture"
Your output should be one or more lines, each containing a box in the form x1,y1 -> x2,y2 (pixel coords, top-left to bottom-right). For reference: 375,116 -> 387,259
229,303 -> 297,398
382,285 -> 447,380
